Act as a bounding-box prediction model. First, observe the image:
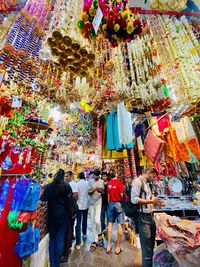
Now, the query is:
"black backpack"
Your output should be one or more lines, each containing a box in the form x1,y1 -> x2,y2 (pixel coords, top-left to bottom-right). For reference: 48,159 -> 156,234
122,180 -> 145,219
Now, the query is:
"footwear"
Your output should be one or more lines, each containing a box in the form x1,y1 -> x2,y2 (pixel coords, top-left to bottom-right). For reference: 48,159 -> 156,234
74,244 -> 81,250
90,242 -> 98,252
98,234 -> 104,247
106,247 -> 112,254
115,247 -> 123,255
82,235 -> 87,244
61,256 -> 69,263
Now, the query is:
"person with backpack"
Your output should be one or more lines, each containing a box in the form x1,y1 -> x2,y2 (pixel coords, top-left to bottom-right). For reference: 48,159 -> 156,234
106,171 -> 124,255
131,168 -> 165,267
40,169 -> 73,267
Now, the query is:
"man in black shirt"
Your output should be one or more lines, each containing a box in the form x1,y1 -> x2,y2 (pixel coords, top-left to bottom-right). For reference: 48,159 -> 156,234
101,172 -> 109,236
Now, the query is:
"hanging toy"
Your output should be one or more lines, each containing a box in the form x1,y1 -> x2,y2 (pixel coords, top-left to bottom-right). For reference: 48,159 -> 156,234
0,180 -> 10,217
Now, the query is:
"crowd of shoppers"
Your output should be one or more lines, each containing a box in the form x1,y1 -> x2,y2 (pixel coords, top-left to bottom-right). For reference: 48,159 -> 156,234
41,167 -> 165,267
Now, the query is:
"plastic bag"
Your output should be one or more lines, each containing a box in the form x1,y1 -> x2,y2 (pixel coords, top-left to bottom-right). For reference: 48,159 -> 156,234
15,225 -> 40,258
21,182 -> 41,211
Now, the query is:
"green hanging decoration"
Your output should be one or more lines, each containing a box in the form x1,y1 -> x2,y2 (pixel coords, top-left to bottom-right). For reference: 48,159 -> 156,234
162,85 -> 169,97
8,211 -> 24,230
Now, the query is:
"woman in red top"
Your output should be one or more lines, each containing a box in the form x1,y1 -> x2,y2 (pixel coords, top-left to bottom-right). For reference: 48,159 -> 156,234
106,172 -> 124,255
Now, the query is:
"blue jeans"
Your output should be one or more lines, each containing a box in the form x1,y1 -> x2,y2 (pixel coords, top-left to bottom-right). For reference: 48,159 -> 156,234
135,213 -> 156,267
101,203 -> 108,232
49,223 -> 69,267
107,202 -> 124,224
75,209 -> 88,245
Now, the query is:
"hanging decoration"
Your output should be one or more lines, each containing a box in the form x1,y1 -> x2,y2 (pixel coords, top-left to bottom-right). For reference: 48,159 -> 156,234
78,0 -> 143,46
0,0 -> 51,84
149,0 -> 188,11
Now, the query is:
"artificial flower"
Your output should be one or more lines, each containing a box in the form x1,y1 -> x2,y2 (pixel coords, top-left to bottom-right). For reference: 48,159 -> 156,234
89,6 -> 96,17
78,20 -> 85,30
93,0 -> 98,9
102,24 -> 107,31
121,10 -> 130,20
81,12 -> 89,22
114,23 -> 120,32
126,21 -> 134,34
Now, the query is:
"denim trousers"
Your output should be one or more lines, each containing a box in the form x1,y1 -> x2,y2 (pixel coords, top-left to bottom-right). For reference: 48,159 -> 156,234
75,209 -> 88,245
135,213 -> 156,267
100,203 -> 108,232
49,222 -> 69,267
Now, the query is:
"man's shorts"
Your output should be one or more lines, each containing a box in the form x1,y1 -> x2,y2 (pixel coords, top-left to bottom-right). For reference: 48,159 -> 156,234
107,202 -> 124,224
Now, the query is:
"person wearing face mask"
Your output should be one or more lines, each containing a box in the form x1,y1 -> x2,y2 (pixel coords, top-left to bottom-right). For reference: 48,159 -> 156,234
131,168 -> 165,267
88,169 -> 104,251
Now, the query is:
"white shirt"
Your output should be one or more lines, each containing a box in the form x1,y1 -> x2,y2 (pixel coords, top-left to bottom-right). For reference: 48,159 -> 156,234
69,180 -> 78,193
77,179 -> 89,210
131,176 -> 153,213
88,178 -> 104,206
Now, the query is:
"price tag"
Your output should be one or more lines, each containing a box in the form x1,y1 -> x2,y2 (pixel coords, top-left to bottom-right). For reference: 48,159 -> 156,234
171,113 -> 181,122
92,7 -> 103,34
12,95 -> 22,108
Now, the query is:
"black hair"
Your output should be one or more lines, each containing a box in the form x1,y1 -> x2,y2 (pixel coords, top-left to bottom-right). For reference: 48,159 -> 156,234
109,172 -> 116,179
66,171 -> 73,176
79,172 -> 85,180
93,169 -> 100,176
102,172 -> 108,176
49,173 -> 53,177
53,169 -> 66,197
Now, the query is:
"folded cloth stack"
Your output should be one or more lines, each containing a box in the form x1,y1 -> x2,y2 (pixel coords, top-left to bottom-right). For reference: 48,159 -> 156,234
154,213 -> 200,255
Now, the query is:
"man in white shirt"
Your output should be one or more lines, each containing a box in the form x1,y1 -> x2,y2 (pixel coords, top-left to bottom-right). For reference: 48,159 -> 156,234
131,168 -> 165,267
62,171 -> 78,261
88,169 -> 104,251
74,172 -> 89,249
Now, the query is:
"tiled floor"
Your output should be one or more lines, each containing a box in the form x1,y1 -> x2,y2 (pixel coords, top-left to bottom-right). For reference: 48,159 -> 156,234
61,227 -> 142,267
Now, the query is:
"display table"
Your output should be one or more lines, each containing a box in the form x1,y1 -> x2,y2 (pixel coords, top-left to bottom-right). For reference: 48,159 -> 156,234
154,196 -> 199,218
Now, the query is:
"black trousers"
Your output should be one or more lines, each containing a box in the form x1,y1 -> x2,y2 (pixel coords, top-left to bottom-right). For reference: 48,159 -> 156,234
135,213 -> 156,267
63,217 -> 75,257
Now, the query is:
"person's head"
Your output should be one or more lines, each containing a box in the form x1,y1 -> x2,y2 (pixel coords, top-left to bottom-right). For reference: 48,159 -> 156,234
102,172 -> 108,182
65,171 -> 73,182
49,173 -> 53,178
93,169 -> 100,180
53,169 -> 66,197
109,171 -> 116,179
79,172 -> 85,180
144,167 -> 158,182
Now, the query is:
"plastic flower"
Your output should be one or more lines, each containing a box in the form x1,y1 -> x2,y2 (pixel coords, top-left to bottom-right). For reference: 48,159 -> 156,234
89,6 -> 96,17
127,21 -> 134,34
102,24 -> 107,31
114,23 -> 120,32
121,10 -> 130,21
81,12 -> 89,22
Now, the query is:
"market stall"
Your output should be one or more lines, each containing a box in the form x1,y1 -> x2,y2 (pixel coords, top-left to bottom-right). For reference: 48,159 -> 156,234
0,0 -> 200,266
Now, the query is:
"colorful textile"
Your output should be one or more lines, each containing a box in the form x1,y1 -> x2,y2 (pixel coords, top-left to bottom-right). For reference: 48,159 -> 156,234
157,114 -> 170,132
117,102 -> 133,146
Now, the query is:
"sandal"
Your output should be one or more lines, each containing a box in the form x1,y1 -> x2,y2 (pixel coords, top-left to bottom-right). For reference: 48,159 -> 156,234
90,242 -> 98,252
115,247 -> 123,255
98,235 -> 104,247
106,247 -> 112,254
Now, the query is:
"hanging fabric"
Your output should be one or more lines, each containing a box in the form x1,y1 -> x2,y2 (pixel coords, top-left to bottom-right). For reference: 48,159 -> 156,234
117,102 -> 134,146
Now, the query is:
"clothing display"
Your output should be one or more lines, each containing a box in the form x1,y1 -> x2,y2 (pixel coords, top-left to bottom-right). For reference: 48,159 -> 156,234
0,0 -> 199,266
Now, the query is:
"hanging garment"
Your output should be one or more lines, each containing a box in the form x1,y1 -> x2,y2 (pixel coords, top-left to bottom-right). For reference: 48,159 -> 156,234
102,119 -> 128,159
188,138 -> 200,160
165,126 -> 191,162
97,119 -> 103,145
157,114 -> 170,132
117,102 -> 134,146
106,109 -> 122,151
183,116 -> 196,139
149,117 -> 161,136
172,119 -> 187,144
137,136 -> 144,152
144,130 -> 165,163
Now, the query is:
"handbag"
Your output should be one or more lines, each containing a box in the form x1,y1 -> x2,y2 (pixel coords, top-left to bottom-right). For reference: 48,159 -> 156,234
65,183 -> 78,219
144,130 -> 165,163
15,224 -> 40,258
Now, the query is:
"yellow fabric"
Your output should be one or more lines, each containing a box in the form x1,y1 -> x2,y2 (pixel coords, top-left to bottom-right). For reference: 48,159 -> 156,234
102,120 -> 128,159
138,151 -> 153,166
